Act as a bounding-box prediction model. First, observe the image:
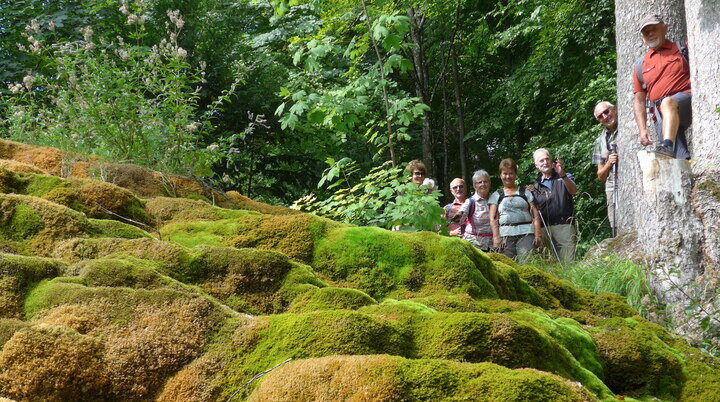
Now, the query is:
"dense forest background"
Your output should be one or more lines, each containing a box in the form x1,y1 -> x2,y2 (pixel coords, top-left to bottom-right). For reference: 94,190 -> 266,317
0,0 -> 617,251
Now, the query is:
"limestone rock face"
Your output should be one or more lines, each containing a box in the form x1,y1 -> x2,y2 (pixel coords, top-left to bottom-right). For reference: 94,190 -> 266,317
0,142 -> 719,401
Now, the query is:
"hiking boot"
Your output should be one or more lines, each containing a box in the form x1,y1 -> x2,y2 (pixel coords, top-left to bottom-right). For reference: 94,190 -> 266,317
653,144 -> 675,158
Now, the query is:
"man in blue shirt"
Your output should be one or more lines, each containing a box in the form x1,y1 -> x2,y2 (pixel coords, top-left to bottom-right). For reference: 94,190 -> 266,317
529,148 -> 577,264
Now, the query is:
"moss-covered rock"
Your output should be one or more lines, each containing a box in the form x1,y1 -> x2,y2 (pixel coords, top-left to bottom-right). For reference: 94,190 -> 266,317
590,317 -> 685,398
145,197 -> 257,226
0,324 -> 109,401
88,218 -> 153,239
288,286 -> 377,312
0,254 -> 67,318
248,355 -> 597,401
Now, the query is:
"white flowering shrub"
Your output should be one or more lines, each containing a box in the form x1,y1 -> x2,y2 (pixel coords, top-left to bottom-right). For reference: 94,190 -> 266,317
3,5 -> 223,177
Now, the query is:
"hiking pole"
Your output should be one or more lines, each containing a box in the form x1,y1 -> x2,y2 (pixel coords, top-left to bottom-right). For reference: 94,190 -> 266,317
610,144 -> 618,237
537,206 -> 563,267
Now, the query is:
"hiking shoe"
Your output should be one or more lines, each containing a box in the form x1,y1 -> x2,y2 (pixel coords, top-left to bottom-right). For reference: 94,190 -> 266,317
653,144 -> 675,158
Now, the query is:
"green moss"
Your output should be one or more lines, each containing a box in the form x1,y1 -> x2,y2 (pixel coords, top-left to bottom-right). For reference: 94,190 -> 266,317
590,317 -> 685,398
145,197 -> 258,226
230,213 -> 338,263
3,204 -> 44,240
231,311 -> 409,381
88,218 -> 152,239
23,278 -> 195,322
75,257 -> 168,289
288,287 -> 376,313
184,246 -> 323,314
249,355 -> 597,401
21,174 -> 67,197
0,254 -> 67,316
161,219 -> 246,248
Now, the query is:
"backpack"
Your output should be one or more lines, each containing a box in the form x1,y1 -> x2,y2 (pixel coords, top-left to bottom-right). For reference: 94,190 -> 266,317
634,41 -> 689,93
495,189 -> 529,208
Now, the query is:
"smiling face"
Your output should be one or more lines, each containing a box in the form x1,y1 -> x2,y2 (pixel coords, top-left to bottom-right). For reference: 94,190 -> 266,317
500,169 -> 517,188
473,175 -> 491,199
411,170 -> 426,185
640,23 -> 667,50
450,178 -> 467,201
594,102 -> 617,131
534,150 -> 554,177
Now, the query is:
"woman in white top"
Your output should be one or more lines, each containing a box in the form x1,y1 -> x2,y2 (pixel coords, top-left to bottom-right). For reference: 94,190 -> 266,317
488,159 -> 542,262
461,169 -> 493,251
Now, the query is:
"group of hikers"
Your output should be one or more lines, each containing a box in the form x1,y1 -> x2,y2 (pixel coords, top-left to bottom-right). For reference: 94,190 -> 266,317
407,14 -> 692,265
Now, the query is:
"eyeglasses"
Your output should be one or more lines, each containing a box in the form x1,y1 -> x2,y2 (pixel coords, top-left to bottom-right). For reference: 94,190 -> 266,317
413,171 -> 426,176
595,108 -> 611,120
451,185 -> 465,190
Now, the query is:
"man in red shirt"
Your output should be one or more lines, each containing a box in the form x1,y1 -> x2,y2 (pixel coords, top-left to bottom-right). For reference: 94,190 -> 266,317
632,15 -> 691,159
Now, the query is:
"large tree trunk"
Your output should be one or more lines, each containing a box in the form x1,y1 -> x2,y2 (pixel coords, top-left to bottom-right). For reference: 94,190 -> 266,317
684,0 -> 720,337
614,0 -> 719,342
450,43 -> 467,181
614,0 -> 687,234
408,8 -> 434,177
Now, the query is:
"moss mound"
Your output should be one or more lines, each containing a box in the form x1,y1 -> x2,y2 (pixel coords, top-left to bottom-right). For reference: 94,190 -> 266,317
146,197 -> 256,225
590,317 -> 685,398
0,254 -> 67,318
1,140 -> 720,401
249,355 -> 596,401
288,286 -> 377,312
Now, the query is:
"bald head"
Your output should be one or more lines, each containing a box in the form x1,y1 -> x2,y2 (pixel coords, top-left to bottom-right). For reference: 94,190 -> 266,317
594,101 -> 617,131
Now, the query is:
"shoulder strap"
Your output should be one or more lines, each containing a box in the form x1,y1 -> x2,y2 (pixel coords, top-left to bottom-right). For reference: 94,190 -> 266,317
496,189 -> 529,207
495,189 -> 505,206
676,41 -> 689,64
635,56 -> 646,90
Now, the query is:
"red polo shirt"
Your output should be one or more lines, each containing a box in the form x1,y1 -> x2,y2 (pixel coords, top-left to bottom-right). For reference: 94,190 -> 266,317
632,41 -> 691,103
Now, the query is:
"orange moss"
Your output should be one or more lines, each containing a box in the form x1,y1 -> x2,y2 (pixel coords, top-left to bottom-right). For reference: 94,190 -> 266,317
103,297 -> 216,398
15,147 -> 64,176
157,354 -> 223,402
226,191 -> 301,215
0,324 -> 109,400
69,161 -> 94,178
0,160 -> 45,174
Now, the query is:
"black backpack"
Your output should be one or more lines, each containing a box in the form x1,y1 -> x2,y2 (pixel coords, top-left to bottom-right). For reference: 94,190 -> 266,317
495,189 -> 529,207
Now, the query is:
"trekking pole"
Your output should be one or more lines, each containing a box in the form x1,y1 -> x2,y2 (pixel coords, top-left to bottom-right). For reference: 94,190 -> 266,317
610,144 -> 618,237
537,207 -> 563,267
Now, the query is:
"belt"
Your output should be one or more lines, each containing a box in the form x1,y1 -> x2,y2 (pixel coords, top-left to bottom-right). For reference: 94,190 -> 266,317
500,221 -> 532,227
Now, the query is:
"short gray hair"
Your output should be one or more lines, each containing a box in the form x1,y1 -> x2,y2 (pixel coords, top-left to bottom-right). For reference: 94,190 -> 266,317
533,148 -> 550,161
472,169 -> 490,184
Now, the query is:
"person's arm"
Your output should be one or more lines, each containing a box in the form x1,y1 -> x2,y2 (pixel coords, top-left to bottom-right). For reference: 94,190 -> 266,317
596,153 -> 618,182
553,160 -> 577,195
530,201 -> 542,247
634,91 -> 653,146
490,203 -> 501,249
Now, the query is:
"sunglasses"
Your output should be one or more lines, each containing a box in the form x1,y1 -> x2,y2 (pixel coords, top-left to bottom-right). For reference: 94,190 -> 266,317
595,108 -> 611,120
413,171 -> 426,176
451,185 -> 465,190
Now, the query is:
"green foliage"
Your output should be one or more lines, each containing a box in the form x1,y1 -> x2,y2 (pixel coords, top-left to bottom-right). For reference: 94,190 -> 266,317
536,256 -> 652,315
2,7 -> 227,177
294,159 -> 445,231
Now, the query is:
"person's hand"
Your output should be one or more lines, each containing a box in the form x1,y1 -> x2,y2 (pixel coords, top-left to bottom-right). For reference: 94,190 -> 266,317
608,153 -> 618,166
526,184 -> 536,192
533,233 -> 543,247
449,228 -> 461,236
493,236 -> 502,249
639,130 -> 653,146
553,158 -> 565,176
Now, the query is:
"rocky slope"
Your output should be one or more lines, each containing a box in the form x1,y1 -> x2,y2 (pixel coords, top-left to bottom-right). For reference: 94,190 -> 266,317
0,139 -> 718,401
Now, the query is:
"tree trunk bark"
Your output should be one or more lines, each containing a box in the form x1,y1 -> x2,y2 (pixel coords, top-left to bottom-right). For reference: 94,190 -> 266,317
408,8 -> 434,177
450,43 -> 467,181
614,0 -> 720,342
685,0 -> 720,330
614,0 -> 687,235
